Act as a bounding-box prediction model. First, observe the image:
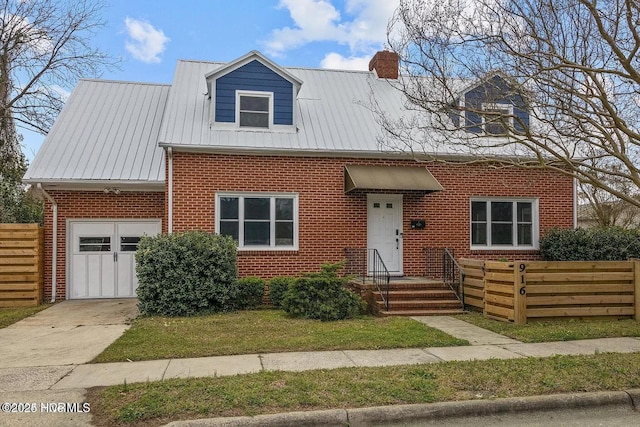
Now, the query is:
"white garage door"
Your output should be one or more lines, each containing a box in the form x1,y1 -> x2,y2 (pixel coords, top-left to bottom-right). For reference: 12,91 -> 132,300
69,220 -> 161,299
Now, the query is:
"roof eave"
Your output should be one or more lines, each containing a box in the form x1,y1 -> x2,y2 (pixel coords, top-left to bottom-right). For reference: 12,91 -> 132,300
157,142 -> 540,163
23,179 -> 165,192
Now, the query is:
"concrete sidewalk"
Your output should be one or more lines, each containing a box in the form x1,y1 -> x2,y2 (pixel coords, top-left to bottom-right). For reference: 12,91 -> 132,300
46,336 -> 640,390
2,315 -> 640,392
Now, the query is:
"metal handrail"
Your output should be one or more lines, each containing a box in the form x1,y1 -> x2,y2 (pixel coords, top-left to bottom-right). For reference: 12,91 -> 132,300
369,248 -> 391,311
443,248 -> 465,307
425,247 -> 466,307
345,247 -> 391,311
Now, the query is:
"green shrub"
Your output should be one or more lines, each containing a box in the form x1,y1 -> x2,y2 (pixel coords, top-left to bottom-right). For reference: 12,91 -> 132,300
281,262 -> 364,321
136,231 -> 238,316
236,277 -> 265,309
268,276 -> 295,307
540,227 -> 640,261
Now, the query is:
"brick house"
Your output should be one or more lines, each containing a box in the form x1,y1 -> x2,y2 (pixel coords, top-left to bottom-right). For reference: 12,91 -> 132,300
24,50 -> 575,302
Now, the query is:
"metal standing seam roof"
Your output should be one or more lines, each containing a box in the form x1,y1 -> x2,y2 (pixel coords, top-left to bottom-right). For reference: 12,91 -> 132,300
24,79 -> 170,186
157,59 -> 406,154
25,54 -> 530,186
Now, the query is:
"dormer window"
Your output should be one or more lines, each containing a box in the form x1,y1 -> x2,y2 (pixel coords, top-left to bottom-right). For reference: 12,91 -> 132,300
207,52 -> 302,131
237,91 -> 272,129
481,103 -> 513,136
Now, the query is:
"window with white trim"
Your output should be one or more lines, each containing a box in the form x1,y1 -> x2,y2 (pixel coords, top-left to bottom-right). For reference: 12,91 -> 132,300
471,199 -> 538,249
237,91 -> 272,128
216,193 -> 298,250
481,103 -> 513,135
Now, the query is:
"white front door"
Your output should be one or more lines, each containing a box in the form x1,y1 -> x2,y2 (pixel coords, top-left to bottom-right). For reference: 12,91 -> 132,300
367,194 -> 403,274
69,220 -> 161,299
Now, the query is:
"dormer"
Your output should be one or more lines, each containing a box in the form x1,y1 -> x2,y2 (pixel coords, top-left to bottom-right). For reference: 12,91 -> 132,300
452,73 -> 529,136
206,51 -> 303,131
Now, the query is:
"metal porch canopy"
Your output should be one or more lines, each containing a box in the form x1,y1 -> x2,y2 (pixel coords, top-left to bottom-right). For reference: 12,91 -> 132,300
344,165 -> 444,193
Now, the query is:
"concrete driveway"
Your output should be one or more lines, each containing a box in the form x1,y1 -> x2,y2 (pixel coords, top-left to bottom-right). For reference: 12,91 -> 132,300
0,299 -> 138,370
0,300 -> 137,426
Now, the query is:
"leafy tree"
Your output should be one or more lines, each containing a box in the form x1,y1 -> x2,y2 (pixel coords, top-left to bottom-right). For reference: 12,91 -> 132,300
382,0 -> 640,208
0,0 -> 114,223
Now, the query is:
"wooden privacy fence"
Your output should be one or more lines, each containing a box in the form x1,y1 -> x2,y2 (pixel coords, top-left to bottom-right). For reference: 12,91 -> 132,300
459,258 -> 484,311
0,224 -> 44,307
459,259 -> 640,324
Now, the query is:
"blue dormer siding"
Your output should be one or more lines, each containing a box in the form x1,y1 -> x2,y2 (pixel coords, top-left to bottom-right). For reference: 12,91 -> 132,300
464,75 -> 529,133
215,60 -> 294,125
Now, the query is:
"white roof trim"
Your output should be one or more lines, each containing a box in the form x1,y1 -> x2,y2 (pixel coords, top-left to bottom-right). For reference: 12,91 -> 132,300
156,142 -> 516,162
26,179 -> 165,192
204,50 -> 303,88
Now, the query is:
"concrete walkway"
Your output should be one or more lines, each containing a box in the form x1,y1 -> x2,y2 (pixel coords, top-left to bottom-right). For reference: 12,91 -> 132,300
411,316 -> 521,345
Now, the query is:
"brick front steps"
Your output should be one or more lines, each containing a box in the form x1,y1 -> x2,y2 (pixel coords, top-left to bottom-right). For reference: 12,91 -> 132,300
348,277 -> 465,316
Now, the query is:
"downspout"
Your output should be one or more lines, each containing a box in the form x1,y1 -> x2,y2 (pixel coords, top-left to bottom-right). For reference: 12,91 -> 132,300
37,183 -> 57,303
573,177 -> 578,229
167,147 -> 173,234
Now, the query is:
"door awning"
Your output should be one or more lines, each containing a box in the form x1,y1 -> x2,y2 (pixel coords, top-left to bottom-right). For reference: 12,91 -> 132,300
344,165 -> 444,193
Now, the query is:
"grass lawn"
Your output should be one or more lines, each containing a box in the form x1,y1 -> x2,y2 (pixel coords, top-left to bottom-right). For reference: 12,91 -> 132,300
0,304 -> 50,328
88,352 -> 640,427
456,311 -> 640,342
93,309 -> 468,363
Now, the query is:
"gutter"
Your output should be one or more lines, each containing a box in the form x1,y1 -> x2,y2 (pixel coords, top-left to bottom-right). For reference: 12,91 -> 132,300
37,183 -> 57,303
167,147 -> 173,233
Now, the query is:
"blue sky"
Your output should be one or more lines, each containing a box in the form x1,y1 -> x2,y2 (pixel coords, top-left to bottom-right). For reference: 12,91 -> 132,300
22,0 -> 399,160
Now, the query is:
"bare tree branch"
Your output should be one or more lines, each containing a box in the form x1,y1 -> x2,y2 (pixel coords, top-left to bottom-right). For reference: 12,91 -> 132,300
380,0 -> 640,209
0,0 -> 115,223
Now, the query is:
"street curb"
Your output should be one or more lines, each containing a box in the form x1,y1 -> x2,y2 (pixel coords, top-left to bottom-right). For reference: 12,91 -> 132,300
163,389 -> 639,427
163,409 -> 348,427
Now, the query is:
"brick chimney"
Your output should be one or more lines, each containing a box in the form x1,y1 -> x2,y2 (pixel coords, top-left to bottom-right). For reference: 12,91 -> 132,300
369,50 -> 399,79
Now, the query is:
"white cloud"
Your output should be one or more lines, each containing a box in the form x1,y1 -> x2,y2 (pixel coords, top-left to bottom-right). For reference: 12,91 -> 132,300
124,18 -> 170,64
320,53 -> 370,70
265,0 -> 399,60
265,0 -> 346,54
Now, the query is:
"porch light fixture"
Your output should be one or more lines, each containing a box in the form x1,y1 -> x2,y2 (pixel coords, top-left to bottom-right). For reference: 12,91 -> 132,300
103,187 -> 121,195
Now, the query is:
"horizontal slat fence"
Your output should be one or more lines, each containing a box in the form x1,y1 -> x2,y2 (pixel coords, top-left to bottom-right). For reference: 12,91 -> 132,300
524,261 -> 636,319
459,258 -> 484,311
484,261 -> 518,322
460,259 -> 640,324
0,224 -> 44,307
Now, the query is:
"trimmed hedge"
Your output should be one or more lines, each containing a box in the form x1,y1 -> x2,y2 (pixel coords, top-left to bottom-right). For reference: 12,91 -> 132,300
136,231 -> 238,316
236,277 -> 266,309
268,276 -> 295,308
281,263 -> 364,321
540,227 -> 640,261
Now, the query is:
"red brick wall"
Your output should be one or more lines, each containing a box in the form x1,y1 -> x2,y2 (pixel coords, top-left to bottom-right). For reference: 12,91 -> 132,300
171,152 -> 574,278
42,191 -> 165,300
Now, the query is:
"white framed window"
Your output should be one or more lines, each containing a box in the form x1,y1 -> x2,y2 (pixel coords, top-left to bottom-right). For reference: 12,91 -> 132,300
236,91 -> 273,129
470,198 -> 538,250
215,192 -> 298,250
481,103 -> 513,135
